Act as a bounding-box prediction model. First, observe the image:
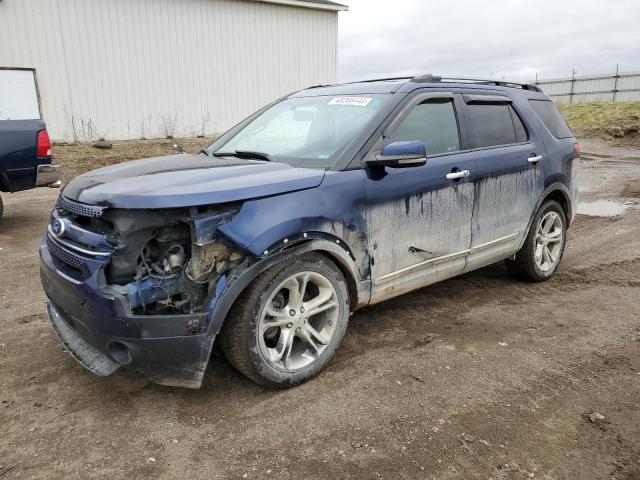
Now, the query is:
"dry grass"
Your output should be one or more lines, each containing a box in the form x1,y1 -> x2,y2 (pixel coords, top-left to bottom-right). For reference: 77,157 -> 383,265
558,102 -> 640,147
53,137 -> 216,182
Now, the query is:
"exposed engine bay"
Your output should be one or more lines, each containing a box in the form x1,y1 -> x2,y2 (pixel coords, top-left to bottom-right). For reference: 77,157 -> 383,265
65,204 -> 250,315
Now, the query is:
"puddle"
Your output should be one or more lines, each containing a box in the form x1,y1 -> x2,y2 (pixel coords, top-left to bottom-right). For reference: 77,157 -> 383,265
577,200 -> 631,217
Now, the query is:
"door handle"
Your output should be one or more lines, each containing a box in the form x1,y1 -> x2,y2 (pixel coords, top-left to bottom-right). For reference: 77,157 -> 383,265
528,155 -> 543,164
446,169 -> 470,180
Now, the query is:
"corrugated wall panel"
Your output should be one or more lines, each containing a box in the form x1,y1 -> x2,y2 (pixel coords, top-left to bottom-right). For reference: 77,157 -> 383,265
0,0 -> 339,140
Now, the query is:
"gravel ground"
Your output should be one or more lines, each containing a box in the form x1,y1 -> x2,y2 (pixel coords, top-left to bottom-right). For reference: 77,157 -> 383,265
1,138 -> 639,479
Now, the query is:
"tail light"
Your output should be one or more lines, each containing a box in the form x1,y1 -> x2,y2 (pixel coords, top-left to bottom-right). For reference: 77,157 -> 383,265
574,143 -> 581,155
36,129 -> 52,158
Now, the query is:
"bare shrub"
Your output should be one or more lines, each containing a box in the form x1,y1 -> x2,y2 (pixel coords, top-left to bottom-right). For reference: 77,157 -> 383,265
159,107 -> 181,139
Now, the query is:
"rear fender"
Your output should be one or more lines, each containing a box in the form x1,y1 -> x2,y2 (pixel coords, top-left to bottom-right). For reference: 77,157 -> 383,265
517,182 -> 573,251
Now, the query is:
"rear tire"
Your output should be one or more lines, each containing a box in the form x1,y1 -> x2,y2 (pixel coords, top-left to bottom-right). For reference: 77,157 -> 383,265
220,252 -> 350,388
0,194 -> 3,220
506,200 -> 567,282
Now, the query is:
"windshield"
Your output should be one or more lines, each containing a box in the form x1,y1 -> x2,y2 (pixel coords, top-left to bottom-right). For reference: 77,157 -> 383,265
210,94 -> 391,168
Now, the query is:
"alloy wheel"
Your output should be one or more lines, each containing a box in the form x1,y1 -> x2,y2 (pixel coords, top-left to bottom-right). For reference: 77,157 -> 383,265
257,271 -> 339,372
534,211 -> 564,273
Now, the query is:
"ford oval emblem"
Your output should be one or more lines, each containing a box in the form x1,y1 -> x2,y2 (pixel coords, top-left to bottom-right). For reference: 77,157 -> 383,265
51,217 -> 65,237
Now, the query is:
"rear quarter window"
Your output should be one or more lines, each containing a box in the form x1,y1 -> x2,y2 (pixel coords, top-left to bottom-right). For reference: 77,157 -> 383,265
466,103 -> 527,148
528,100 -> 573,139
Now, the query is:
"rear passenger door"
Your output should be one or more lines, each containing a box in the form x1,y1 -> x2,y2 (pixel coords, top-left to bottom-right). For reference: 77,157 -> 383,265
462,93 -> 546,271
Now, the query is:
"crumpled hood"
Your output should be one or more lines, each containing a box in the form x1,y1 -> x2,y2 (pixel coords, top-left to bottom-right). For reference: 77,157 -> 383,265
62,154 -> 326,208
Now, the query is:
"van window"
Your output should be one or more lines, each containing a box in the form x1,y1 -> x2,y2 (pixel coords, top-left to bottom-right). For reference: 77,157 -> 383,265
529,100 -> 573,138
387,100 -> 460,155
466,103 -> 525,148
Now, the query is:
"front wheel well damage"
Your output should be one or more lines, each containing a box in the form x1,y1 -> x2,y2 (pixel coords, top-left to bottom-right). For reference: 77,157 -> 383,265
313,250 -> 359,312
217,247 -> 360,338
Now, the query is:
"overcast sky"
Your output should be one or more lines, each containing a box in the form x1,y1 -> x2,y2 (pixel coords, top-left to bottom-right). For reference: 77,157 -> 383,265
337,0 -> 640,83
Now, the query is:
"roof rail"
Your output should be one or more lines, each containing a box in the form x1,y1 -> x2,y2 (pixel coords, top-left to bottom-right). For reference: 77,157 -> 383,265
334,75 -> 543,92
411,74 -> 442,83
410,74 -> 542,92
345,76 -> 414,84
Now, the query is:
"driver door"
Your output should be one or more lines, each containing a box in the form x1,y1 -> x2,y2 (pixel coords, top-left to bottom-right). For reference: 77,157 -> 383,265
364,92 -> 476,303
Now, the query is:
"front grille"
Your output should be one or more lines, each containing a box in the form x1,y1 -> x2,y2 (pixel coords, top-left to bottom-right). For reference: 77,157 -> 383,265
47,235 -> 87,270
57,196 -> 105,218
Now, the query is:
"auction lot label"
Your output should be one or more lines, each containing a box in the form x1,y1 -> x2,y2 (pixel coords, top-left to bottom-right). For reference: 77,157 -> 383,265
328,96 -> 373,107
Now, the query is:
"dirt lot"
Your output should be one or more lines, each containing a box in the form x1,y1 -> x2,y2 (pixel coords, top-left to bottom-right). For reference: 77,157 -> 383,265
1,138 -> 640,479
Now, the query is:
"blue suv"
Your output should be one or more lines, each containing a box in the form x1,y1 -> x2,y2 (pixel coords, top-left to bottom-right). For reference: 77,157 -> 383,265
40,75 -> 580,388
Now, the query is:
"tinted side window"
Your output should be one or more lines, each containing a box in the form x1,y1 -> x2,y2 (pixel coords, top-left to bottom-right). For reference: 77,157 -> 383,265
387,100 -> 460,155
466,103 -> 518,148
528,100 -> 573,138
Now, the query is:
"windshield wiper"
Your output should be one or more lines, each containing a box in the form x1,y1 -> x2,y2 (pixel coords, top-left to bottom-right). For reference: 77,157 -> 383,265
212,150 -> 273,162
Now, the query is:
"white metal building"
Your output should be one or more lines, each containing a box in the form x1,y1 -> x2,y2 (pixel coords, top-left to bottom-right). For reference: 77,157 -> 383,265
0,0 -> 347,140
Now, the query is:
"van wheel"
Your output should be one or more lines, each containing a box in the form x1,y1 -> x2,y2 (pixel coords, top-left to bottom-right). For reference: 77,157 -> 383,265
507,200 -> 567,282
0,194 -> 3,220
220,252 -> 349,388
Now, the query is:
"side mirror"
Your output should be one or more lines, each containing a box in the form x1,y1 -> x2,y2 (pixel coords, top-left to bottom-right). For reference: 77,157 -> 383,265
365,140 -> 427,169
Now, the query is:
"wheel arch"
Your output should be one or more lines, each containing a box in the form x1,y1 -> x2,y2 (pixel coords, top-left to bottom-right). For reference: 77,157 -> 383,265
543,187 -> 572,225
205,237 -> 369,339
518,183 -> 573,252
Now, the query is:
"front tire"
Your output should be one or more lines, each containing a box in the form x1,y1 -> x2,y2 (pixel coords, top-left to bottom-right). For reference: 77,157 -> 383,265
220,253 -> 350,388
507,200 -> 567,281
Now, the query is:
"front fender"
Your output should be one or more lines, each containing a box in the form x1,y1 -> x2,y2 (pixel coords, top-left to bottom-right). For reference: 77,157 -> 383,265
204,239 -> 370,339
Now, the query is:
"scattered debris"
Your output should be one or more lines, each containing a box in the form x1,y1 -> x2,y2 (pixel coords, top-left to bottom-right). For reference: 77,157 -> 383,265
410,374 -> 425,383
413,334 -> 439,348
93,141 -> 113,150
147,457 -> 156,463
589,412 -> 606,423
498,342 -> 508,346
461,433 -> 475,443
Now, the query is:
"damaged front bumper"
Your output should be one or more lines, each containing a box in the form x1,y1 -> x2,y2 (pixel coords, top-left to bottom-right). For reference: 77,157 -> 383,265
40,239 -> 215,389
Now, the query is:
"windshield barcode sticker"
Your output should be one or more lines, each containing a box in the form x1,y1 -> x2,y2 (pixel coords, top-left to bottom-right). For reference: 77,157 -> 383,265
328,97 -> 373,107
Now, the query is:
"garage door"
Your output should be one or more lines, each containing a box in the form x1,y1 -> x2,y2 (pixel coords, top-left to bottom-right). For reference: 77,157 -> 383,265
0,68 -> 41,120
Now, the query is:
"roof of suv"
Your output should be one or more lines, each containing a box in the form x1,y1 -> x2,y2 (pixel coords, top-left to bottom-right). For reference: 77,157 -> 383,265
291,74 -> 546,98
